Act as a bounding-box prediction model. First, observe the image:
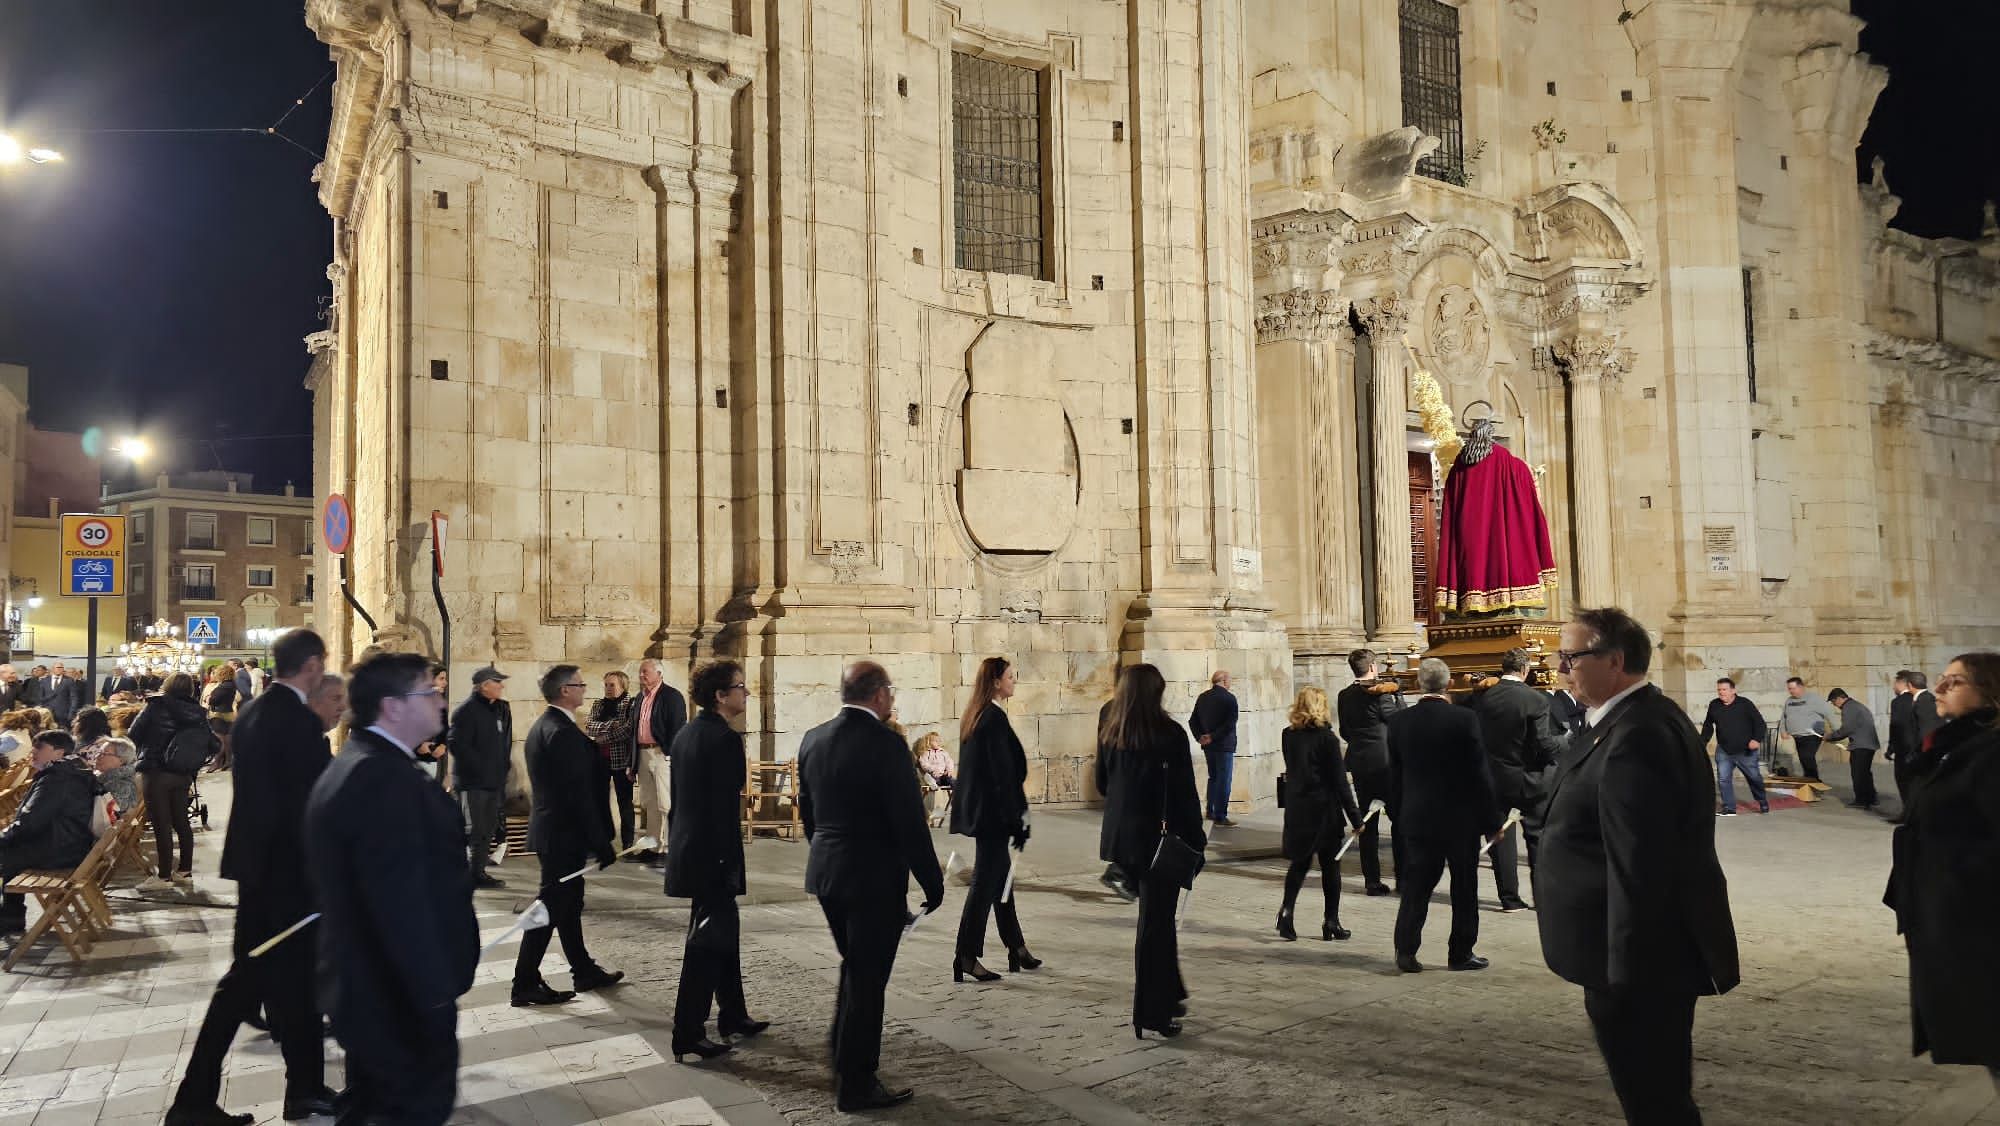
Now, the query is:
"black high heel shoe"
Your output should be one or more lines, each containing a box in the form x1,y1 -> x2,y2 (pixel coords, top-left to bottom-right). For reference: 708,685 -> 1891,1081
1276,911 -> 1298,941
1322,919 -> 1351,941
1133,1019 -> 1183,1040
671,1038 -> 732,1063
1007,947 -> 1042,972
953,955 -> 1001,983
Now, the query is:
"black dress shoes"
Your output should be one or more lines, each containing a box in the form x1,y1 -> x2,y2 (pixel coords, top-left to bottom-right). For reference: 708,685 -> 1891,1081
837,1078 -> 915,1112
718,1016 -> 770,1039
1395,954 -> 1423,973
1447,954 -> 1491,972
1132,1019 -> 1183,1040
671,1037 -> 733,1063
511,981 -> 577,1007
473,873 -> 506,889
1365,883 -> 1395,897
282,1086 -> 341,1121
572,968 -> 625,991
165,1105 -> 254,1126
1497,896 -> 1531,913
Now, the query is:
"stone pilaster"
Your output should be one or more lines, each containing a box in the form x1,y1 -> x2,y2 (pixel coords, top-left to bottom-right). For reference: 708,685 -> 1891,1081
1553,333 -> 1631,609
1354,293 -> 1417,646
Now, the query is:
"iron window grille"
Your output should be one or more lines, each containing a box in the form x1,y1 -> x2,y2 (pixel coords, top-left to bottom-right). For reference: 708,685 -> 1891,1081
952,52 -> 1050,279
1399,0 -> 1466,185
1742,267 -> 1759,402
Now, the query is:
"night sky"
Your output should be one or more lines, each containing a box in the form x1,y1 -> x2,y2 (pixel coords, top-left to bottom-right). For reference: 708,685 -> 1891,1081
0,2 -> 1992,497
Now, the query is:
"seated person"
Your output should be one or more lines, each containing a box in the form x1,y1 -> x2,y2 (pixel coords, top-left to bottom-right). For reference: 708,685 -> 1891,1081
0,732 -> 104,934
914,731 -> 955,788
93,738 -> 141,817
0,709 -> 55,766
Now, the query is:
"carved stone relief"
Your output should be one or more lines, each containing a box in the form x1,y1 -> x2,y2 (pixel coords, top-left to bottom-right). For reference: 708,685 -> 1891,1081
1426,284 -> 1491,385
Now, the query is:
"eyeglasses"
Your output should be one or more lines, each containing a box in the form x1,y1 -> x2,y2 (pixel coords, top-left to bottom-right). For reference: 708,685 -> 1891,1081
1937,674 -> 1969,692
1557,647 -> 1607,670
726,683 -> 748,693
564,681 -> 587,690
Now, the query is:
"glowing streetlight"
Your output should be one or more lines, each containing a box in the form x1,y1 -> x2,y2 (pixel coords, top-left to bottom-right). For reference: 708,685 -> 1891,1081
0,134 -> 62,165
113,436 -> 151,464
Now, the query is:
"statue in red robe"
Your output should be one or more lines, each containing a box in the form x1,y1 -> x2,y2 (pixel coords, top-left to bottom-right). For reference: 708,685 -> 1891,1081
1434,420 -> 1557,618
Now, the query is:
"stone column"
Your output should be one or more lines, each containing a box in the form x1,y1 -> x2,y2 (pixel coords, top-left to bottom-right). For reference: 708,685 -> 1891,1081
1355,294 -> 1416,645
1554,334 -> 1629,608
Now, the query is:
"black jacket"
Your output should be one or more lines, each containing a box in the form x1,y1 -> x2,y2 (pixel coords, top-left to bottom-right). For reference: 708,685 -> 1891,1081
0,759 -> 101,873
1699,696 -> 1768,756
1387,697 -> 1500,840
629,682 -> 688,761
663,710 -> 747,899
31,675 -> 82,726
799,707 -> 944,904
1883,711 -> 2000,1066
950,703 -> 1028,839
207,678 -> 239,716
306,730 -> 478,1060
524,708 -> 614,866
1463,678 -> 1565,800
128,693 -> 211,777
447,693 -> 514,791
0,679 -> 21,713
1336,679 -> 1405,775
1095,723 -> 1206,875
101,674 -> 140,700
1536,684 -> 1739,996
1189,685 -> 1239,756
1549,688 -> 1587,737
219,684 -> 333,910
1280,725 -> 1360,859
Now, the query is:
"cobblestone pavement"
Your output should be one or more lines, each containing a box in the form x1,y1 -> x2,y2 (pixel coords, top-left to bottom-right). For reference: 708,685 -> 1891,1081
1,761 -> 1996,1126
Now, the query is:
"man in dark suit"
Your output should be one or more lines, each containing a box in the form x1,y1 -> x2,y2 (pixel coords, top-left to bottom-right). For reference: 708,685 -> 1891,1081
0,665 -> 21,713
102,669 -> 141,700
235,658 -> 259,702
1550,669 -> 1587,738
513,664 -> 623,1006
799,661 -> 946,1112
1188,670 -> 1239,825
1537,607 -> 1738,1126
664,660 -> 768,1060
305,652 -> 478,1126
1463,648 -> 1566,912
1337,649 -> 1406,895
628,658 -> 688,866
168,630 -> 339,1126
1889,670 -> 1944,809
33,663 -> 79,727
1388,658 -> 1502,973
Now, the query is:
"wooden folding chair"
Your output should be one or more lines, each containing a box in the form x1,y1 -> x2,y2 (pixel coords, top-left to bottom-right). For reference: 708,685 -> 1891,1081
4,826 -> 121,971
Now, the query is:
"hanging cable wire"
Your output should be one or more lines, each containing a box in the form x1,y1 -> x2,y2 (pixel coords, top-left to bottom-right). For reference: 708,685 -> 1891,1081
53,66 -> 335,160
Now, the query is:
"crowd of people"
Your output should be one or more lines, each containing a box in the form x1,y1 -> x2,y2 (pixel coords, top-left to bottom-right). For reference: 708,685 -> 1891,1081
0,607 -> 1989,1125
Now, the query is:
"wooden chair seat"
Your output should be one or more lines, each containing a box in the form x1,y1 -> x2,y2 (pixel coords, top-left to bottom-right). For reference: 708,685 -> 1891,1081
4,810 -> 128,972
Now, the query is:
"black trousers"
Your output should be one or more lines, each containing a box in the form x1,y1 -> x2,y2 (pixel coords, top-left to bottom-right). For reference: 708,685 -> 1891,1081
1133,867 -> 1187,1026
459,788 -> 502,878
1489,779 -> 1542,903
336,1005 -> 457,1126
1393,833 -> 1479,963
1850,747 -> 1879,806
955,832 -> 1025,960
674,893 -> 748,1040
1279,825 -> 1343,923
818,893 -> 906,1087
144,770 -> 196,876
610,770 -> 636,849
1583,986 -> 1702,1125
1790,734 -> 1822,780
1351,765 -> 1400,888
513,852 -> 600,990
1893,749 -> 1916,806
173,892 -> 325,1109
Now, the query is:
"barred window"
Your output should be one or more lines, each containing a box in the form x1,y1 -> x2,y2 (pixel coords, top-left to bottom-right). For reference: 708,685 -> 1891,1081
1742,267 -> 1759,402
1399,0 -> 1465,185
952,52 -> 1048,279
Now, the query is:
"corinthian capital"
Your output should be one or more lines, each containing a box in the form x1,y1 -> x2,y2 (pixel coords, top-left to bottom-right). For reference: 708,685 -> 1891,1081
1354,293 -> 1410,337
1554,333 -> 1633,380
1256,288 -> 1349,345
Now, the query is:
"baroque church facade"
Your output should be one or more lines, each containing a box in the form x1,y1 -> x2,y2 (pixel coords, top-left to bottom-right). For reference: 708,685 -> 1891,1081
303,0 -> 2000,804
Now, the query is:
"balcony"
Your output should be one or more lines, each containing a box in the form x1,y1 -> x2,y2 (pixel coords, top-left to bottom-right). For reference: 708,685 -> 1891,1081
181,586 -> 219,602
293,586 -> 314,607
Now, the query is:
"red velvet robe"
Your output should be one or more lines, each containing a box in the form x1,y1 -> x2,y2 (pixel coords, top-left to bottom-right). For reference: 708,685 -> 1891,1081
1434,443 -> 1557,616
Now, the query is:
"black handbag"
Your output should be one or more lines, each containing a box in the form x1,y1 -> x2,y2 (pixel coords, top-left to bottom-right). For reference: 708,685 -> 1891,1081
1276,771 -> 1286,809
1151,759 -> 1206,890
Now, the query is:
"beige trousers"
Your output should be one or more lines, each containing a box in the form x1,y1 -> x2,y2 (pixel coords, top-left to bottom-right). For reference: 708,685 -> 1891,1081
635,744 -> 672,841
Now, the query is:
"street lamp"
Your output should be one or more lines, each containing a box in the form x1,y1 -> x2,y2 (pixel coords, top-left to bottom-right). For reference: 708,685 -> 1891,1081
113,436 -> 151,464
0,134 -> 62,165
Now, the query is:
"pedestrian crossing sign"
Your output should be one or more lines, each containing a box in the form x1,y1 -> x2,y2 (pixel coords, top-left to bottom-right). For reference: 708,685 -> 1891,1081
185,615 -> 222,646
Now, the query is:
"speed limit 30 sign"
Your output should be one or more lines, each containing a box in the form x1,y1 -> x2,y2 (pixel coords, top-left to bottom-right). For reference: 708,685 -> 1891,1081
60,513 -> 126,598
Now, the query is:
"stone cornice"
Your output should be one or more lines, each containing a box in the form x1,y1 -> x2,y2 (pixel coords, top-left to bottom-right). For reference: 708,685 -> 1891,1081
1865,330 -> 2000,384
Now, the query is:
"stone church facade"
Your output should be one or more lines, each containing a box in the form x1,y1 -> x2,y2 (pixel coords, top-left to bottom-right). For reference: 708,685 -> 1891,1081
304,0 -> 1999,805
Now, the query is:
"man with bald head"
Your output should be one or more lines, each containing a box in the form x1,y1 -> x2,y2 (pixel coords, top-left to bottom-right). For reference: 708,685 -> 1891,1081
798,661 -> 945,1112
628,658 -> 687,865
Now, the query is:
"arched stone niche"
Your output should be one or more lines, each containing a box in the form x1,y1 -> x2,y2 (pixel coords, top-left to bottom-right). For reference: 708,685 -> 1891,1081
1406,226 -> 1521,403
953,320 -> 1083,556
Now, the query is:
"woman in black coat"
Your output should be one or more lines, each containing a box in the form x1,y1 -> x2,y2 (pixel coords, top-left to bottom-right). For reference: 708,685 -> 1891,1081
128,672 -> 212,888
1885,651 -> 2000,1085
951,656 -> 1039,982
0,731 -> 102,933
1095,663 -> 1206,1039
1279,685 -> 1362,941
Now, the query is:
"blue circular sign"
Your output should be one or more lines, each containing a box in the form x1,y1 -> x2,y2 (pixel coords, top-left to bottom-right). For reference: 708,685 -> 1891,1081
322,493 -> 353,555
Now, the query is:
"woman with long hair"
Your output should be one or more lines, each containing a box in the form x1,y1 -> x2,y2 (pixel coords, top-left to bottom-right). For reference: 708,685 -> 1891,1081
950,656 -> 1039,981
1096,663 -> 1205,1038
1278,686 -> 1361,941
128,672 -> 211,890
1885,651 -> 2000,1091
588,669 -> 639,849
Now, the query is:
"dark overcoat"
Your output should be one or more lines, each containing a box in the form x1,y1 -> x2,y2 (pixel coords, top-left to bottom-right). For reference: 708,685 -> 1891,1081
663,709 -> 747,899
1279,725 -> 1360,859
950,702 -> 1027,840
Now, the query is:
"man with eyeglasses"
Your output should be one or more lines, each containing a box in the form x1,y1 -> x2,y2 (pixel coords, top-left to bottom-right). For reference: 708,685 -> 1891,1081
513,664 -> 625,1007
1536,607 -> 1739,1126
663,660 -> 769,1060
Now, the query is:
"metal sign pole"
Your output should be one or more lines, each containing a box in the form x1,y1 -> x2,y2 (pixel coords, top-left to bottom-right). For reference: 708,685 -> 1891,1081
85,598 -> 97,698
430,512 -> 449,688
